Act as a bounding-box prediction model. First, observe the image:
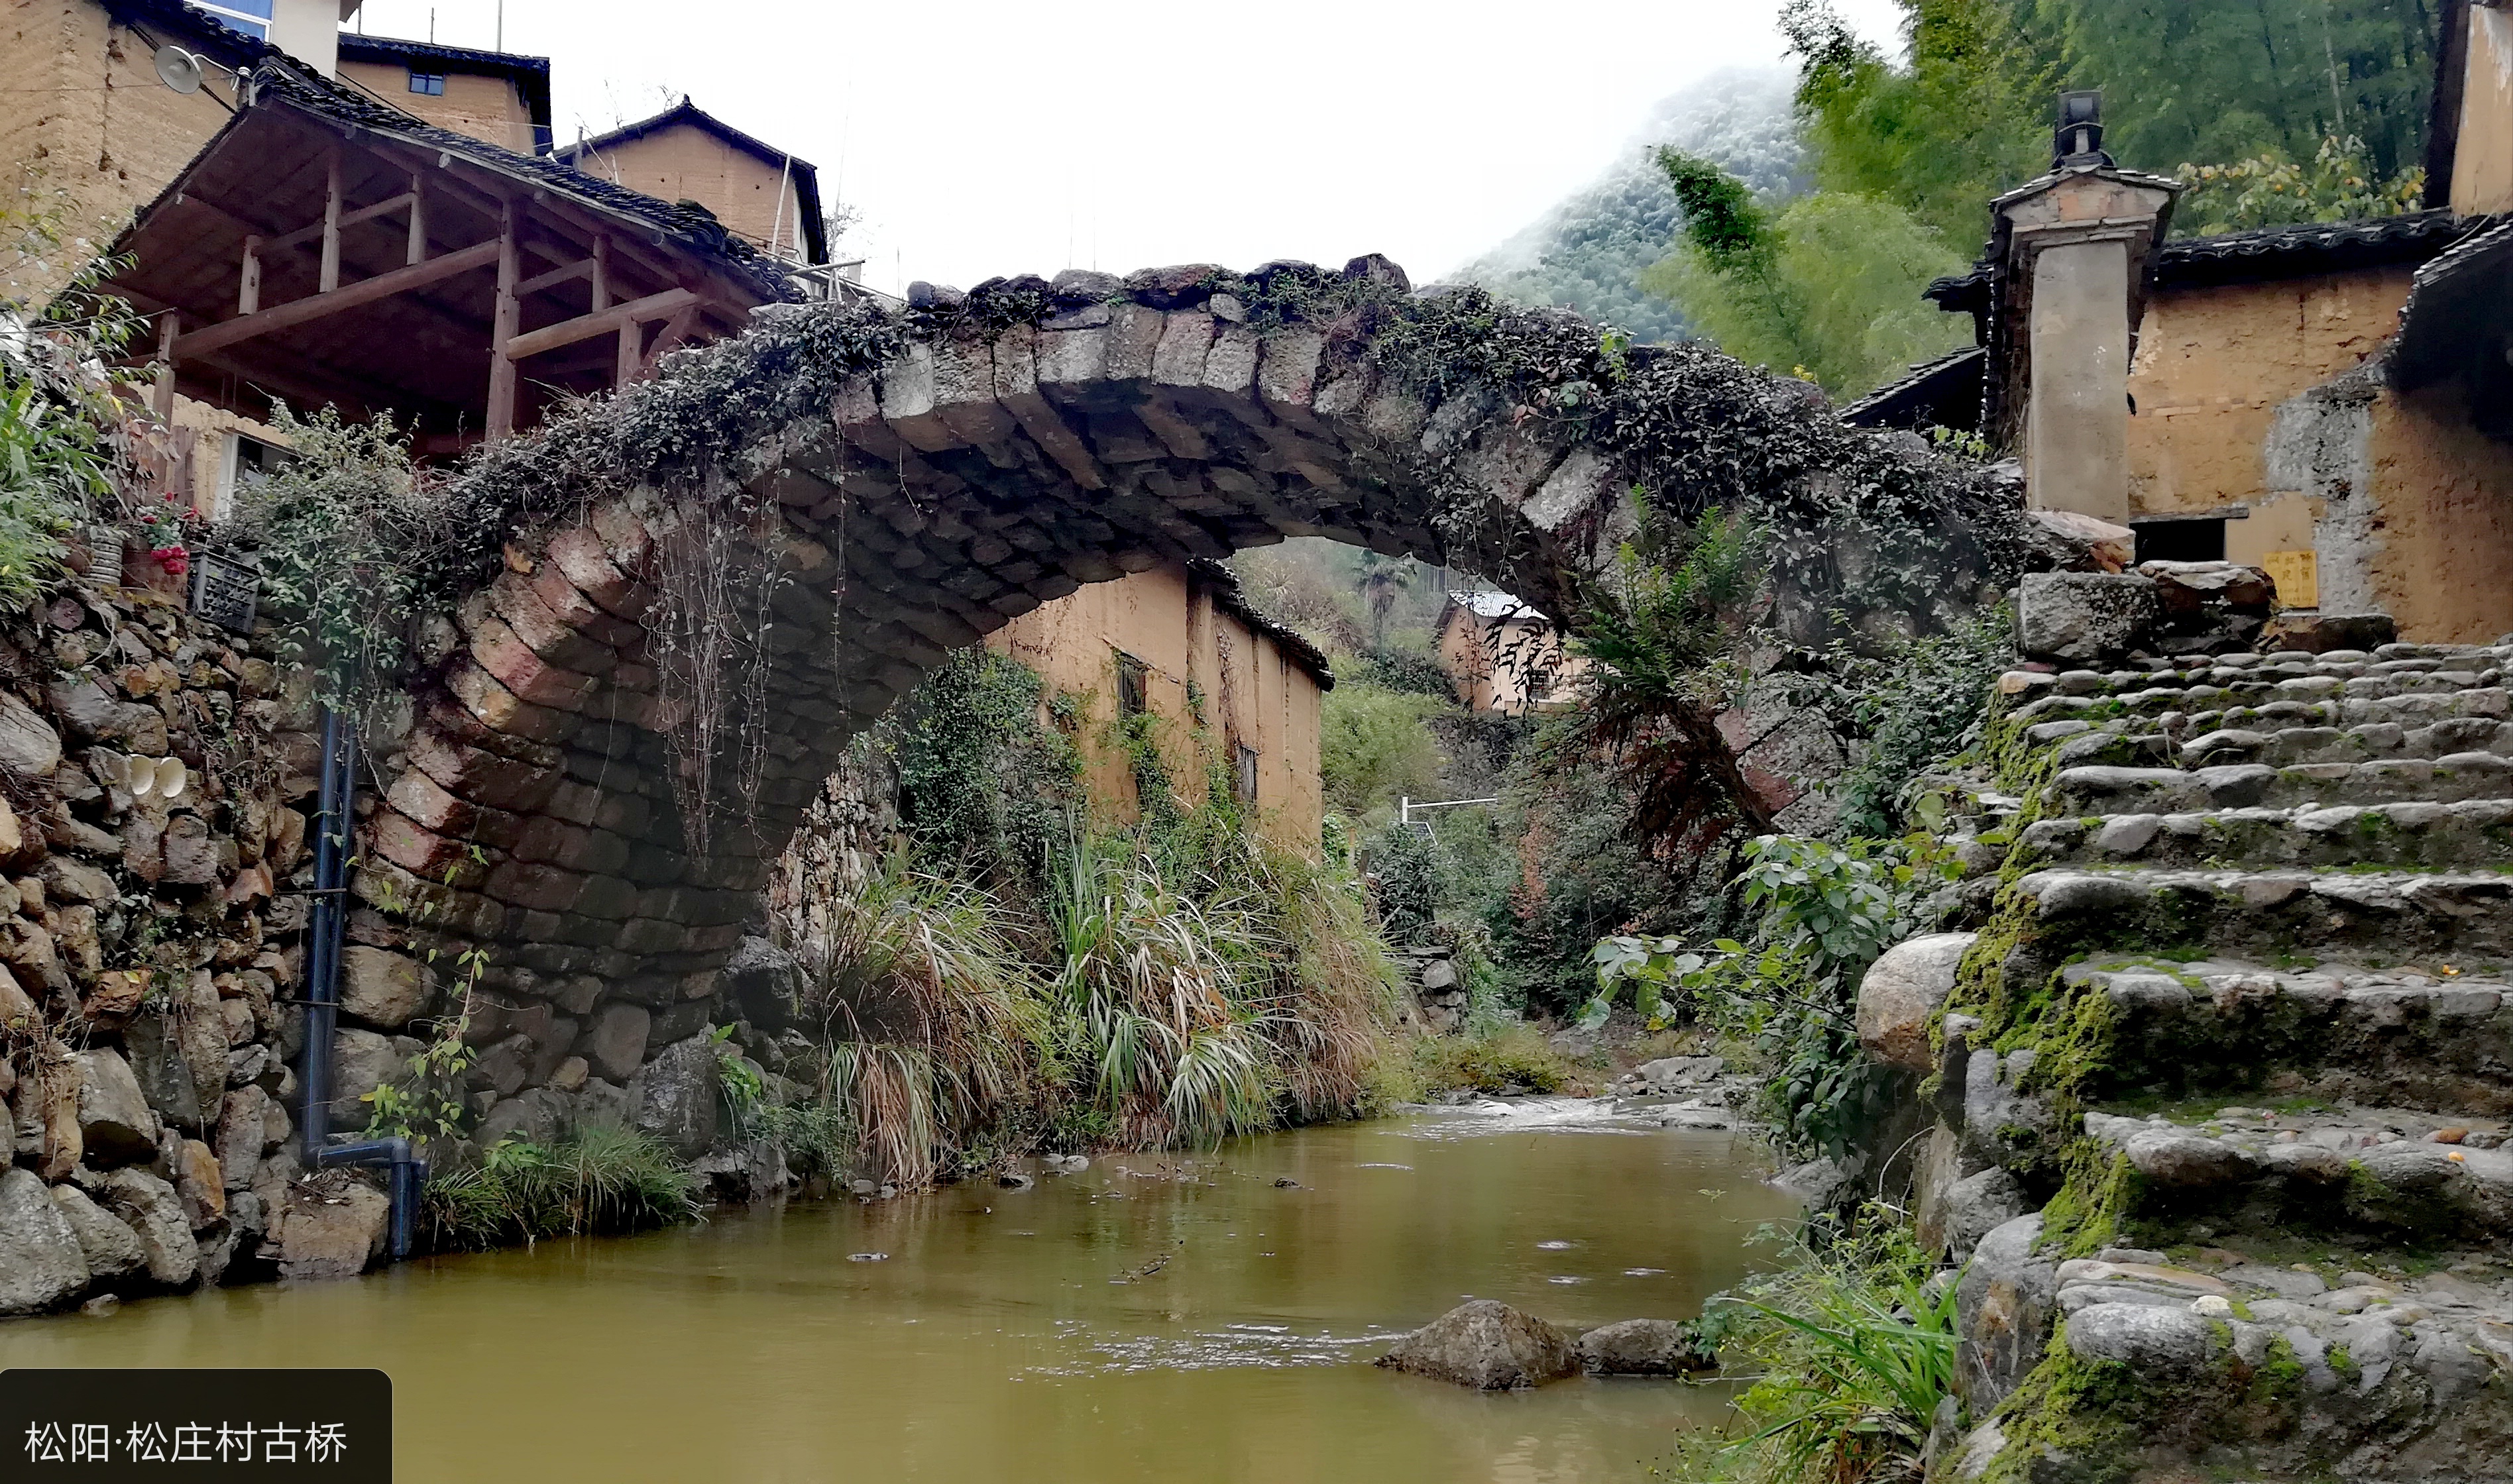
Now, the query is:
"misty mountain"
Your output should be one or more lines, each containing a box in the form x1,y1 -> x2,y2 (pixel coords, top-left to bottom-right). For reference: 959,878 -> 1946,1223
1463,68 -> 1806,344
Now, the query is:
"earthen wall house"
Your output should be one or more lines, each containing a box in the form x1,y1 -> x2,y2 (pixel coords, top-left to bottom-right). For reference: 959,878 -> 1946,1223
1874,0 -> 2513,645
987,561 -> 1330,855
557,101 -> 824,266
1,3 -> 557,512
1432,591 -> 1585,715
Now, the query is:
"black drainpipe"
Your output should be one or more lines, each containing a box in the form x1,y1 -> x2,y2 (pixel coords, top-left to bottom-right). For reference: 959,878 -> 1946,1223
298,707 -> 425,1259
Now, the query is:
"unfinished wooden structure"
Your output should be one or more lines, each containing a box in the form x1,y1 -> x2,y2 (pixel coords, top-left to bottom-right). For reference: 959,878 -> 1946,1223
105,76 -> 795,450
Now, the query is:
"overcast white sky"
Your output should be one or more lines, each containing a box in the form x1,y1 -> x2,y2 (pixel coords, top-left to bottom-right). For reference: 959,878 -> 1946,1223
346,1 -> 1902,295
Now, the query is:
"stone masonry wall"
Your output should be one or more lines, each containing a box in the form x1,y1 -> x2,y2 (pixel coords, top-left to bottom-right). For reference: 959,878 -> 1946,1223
0,569 -> 370,1318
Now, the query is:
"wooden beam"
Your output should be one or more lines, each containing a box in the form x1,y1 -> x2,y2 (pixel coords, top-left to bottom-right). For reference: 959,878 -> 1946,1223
318,150 -> 343,293
407,175 -> 427,266
503,288 -> 698,362
486,199 -> 522,441
238,236 -> 261,316
592,236 -> 610,312
267,192 -> 416,255
170,238 -> 503,360
516,257 -> 598,297
641,303 -> 702,378
152,313 -> 178,420
615,318 -> 641,388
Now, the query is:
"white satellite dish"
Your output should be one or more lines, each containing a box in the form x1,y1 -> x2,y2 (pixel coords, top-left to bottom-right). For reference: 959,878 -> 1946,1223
154,45 -> 205,95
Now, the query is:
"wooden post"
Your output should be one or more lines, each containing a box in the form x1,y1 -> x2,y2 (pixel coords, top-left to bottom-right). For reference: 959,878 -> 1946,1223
614,319 -> 642,388
406,173 -> 427,266
486,199 -> 522,440
319,150 -> 343,293
238,236 -> 261,315
152,312 -> 178,421
591,235 -> 610,311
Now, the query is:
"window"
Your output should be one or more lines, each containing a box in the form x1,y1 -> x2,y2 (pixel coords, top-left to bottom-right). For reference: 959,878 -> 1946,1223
2133,517 -> 2227,565
1235,745 -> 1259,806
215,433 -> 290,520
1115,654 -> 1148,717
194,0 -> 271,38
408,72 -> 446,96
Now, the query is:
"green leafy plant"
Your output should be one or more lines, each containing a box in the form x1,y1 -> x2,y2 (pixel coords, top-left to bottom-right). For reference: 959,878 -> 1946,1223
1673,1212 -> 1961,1483
233,405 -> 458,713
2177,133 -> 2425,236
424,1126 -> 704,1248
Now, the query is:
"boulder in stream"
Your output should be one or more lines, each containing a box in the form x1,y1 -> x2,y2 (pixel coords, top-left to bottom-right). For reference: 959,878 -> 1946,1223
1374,1299 -> 1579,1389
1576,1318 -> 1718,1375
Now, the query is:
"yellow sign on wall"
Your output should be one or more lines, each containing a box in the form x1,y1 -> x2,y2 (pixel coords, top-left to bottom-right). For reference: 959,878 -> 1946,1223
2262,549 -> 2319,610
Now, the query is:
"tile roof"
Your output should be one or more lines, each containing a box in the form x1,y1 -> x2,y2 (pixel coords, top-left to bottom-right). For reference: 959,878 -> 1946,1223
1188,560 -> 1335,689
1928,209 -> 2500,314
104,1 -> 795,301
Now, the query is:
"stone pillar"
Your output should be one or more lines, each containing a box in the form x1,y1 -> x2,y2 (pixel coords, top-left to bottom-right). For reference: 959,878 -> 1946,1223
2025,238 -> 2133,523
1996,167 -> 2179,525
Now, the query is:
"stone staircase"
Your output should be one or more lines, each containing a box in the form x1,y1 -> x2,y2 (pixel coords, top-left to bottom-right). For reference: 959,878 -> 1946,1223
1919,640 -> 2513,1482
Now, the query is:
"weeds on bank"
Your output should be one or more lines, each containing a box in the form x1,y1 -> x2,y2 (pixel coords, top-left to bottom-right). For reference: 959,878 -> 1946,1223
1401,1023 -> 1581,1097
424,1125 -> 704,1248
1659,1214 -> 1958,1484
767,826 -> 1407,1185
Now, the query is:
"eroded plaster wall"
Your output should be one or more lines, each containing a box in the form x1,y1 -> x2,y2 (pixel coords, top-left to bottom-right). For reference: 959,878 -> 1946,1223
987,566 -> 1325,855
1,3 -> 235,297
2127,268 -> 2410,518
2363,384 -> 2513,642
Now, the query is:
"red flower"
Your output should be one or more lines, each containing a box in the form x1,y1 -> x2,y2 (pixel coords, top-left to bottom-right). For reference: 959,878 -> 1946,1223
149,545 -> 189,576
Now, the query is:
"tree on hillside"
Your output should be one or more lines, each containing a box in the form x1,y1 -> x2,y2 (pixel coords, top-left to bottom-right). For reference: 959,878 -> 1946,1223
1640,152 -> 1969,398
1783,0 -> 2441,246
1466,68 -> 1807,343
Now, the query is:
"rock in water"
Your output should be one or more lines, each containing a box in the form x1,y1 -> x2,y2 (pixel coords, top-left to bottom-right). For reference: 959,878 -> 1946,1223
0,1167 -> 91,1315
1374,1300 -> 1579,1389
276,1173 -> 390,1281
1575,1318 -> 1717,1375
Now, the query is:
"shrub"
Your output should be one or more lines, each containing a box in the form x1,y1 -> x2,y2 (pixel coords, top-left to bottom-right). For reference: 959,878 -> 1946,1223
424,1125 -> 704,1248
1407,1023 -> 1581,1096
785,854 -> 1046,1187
1320,682 -> 1447,818
1669,1213 -> 1958,1483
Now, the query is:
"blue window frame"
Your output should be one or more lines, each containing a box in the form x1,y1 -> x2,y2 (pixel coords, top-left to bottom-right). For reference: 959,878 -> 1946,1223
194,0 -> 271,39
408,72 -> 445,96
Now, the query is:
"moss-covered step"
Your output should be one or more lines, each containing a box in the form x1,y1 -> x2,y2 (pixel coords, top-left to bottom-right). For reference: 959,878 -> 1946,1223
1956,1251 -> 2513,1484
2078,1108 -> 2513,1245
2021,800 -> 2513,873
2046,756 -> 2513,816
2012,868 -> 2513,961
2057,958 -> 2513,1115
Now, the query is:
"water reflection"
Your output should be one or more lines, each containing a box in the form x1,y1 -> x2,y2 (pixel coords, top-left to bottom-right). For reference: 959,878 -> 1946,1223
0,1106 -> 1800,1483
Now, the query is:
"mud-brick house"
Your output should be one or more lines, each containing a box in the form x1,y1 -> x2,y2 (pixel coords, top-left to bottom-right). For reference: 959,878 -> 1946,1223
1853,1 -> 2513,644
987,558 -> 1333,854
1432,590 -> 1585,715
557,99 -> 830,272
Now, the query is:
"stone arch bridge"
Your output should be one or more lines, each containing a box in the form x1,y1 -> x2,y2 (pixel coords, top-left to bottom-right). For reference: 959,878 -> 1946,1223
342,258 -> 2000,1102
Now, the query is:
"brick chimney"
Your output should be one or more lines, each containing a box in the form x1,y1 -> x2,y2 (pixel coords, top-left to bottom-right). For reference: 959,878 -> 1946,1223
1994,92 -> 2180,524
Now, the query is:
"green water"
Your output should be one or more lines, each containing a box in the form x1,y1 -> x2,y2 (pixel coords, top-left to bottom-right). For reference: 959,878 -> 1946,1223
1,1100 -> 1800,1483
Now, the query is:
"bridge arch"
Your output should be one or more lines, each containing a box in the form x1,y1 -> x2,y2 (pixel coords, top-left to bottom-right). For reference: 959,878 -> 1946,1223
342,258 -> 2011,1081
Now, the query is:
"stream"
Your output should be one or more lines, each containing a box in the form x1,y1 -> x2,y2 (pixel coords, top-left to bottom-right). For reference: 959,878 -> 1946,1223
1,1099 -> 1801,1482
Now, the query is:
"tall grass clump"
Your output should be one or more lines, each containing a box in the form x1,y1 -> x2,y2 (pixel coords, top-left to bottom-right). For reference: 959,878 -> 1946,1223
1661,1215 -> 1958,1484
424,1125 -> 704,1249
786,855 -> 1046,1187
1046,837 -> 1281,1147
